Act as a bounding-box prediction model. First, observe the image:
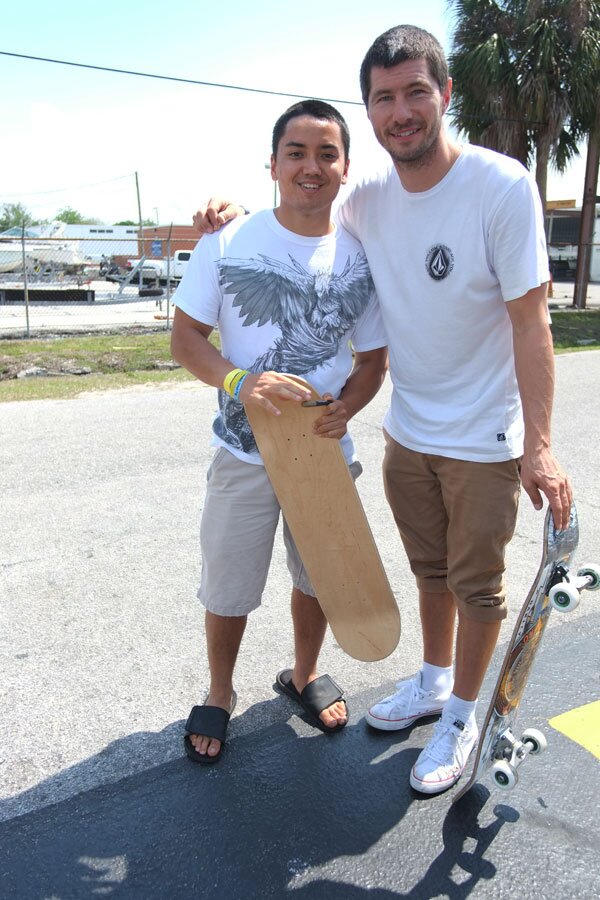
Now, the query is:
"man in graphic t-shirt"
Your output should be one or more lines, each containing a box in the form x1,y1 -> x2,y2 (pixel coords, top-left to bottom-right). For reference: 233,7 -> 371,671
171,100 -> 388,765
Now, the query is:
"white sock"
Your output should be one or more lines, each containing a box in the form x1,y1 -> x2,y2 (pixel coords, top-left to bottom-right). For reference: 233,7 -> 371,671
421,662 -> 454,698
443,693 -> 477,729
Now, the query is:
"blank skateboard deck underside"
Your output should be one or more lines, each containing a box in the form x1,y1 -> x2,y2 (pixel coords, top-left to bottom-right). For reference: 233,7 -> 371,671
245,381 -> 400,661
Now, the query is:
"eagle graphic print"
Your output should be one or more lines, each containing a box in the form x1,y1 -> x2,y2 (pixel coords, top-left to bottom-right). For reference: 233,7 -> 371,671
214,251 -> 375,454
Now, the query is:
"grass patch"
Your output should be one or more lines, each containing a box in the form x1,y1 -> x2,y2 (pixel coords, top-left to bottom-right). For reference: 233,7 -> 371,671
550,310 -> 600,350
0,330 -> 176,379
1,312 -> 598,402
0,329 -> 220,401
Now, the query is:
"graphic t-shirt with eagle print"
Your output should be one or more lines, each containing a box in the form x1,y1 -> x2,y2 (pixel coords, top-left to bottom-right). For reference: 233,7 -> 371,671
173,210 -> 387,465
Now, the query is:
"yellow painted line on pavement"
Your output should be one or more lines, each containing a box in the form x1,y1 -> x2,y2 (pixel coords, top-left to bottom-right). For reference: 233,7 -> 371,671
549,700 -> 600,759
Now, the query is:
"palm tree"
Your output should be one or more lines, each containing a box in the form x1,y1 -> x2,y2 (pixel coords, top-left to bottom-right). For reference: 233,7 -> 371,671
447,0 -> 600,213
448,1 -> 529,165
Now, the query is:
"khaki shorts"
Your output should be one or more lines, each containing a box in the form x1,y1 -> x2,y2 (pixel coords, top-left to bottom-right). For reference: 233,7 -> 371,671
198,447 -> 362,616
382,433 -> 521,623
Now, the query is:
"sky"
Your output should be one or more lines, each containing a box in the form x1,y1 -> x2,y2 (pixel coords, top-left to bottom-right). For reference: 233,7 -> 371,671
0,0 -> 589,226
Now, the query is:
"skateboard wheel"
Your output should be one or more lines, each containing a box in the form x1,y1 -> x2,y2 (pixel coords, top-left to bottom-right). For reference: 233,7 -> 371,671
492,759 -> 518,790
577,564 -> 600,591
549,582 -> 580,612
522,728 -> 547,755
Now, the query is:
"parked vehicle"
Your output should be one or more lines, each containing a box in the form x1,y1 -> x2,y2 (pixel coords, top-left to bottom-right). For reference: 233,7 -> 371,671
125,249 -> 192,284
546,204 -> 600,282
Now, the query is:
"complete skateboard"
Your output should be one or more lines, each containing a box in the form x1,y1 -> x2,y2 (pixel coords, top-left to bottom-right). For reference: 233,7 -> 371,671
244,377 -> 400,662
454,502 -> 599,801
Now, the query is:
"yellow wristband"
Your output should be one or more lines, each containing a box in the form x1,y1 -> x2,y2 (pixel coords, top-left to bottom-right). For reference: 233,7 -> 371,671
223,368 -> 249,397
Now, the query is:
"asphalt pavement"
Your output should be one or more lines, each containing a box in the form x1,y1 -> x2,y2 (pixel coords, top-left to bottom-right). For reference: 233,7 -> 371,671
1,351 -> 599,898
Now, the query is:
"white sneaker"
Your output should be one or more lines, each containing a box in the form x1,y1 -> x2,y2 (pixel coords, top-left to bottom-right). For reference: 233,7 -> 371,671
365,673 -> 447,731
410,714 -> 479,794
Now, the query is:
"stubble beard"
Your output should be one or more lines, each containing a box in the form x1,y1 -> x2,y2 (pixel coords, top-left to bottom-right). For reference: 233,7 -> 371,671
383,115 -> 443,171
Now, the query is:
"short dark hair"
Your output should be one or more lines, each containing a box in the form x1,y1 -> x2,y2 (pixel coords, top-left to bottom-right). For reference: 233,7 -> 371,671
272,99 -> 350,160
359,25 -> 448,106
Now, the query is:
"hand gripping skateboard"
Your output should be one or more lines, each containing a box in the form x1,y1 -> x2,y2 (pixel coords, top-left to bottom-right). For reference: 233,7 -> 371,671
454,502 -> 599,801
244,378 -> 400,662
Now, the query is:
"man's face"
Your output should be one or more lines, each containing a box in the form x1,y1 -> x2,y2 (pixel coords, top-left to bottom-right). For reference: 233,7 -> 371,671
271,116 -> 349,214
366,58 -> 451,168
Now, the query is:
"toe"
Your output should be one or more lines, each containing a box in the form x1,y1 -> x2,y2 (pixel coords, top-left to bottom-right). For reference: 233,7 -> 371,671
207,738 -> 222,757
319,700 -> 347,729
192,734 -> 221,756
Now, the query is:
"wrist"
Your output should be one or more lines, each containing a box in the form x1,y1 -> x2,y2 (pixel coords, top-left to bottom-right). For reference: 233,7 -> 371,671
223,368 -> 249,398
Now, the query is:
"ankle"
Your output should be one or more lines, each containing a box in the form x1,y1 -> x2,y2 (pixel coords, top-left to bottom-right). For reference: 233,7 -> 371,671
421,662 -> 454,697
443,693 -> 477,729
292,667 -> 318,690
206,686 -> 234,708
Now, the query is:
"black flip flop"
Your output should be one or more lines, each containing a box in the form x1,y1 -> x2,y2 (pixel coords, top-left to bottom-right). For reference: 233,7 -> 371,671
275,669 -> 348,733
183,691 -> 237,765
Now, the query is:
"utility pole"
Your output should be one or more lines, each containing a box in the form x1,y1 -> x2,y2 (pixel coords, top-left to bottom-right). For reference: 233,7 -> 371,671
573,102 -> 600,310
135,171 -> 144,259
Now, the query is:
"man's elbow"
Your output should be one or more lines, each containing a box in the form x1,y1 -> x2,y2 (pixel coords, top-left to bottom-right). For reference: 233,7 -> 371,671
170,325 -> 187,366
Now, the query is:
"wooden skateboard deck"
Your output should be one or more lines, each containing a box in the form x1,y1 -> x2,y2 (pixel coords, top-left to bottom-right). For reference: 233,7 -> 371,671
454,502 -> 599,800
244,378 -> 400,662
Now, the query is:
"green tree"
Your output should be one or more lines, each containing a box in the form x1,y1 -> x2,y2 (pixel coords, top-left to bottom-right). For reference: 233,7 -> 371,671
113,218 -> 157,226
447,0 -> 600,211
55,206 -> 102,225
0,202 -> 34,231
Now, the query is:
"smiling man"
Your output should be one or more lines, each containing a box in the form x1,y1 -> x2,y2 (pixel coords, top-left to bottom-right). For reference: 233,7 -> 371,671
171,100 -> 387,765
192,25 -> 572,795
339,25 -> 571,794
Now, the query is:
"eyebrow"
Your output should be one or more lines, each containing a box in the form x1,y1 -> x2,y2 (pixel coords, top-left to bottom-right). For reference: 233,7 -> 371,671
284,140 -> 339,151
371,78 -> 431,98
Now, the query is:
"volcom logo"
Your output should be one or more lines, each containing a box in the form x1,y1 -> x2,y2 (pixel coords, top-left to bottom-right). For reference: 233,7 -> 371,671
425,244 -> 454,281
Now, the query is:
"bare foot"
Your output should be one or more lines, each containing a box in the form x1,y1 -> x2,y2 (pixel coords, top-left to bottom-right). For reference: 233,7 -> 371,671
293,673 -> 348,729
189,691 -> 235,759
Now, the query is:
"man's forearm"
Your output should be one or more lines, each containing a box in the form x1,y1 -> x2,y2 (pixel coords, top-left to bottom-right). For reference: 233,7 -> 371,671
513,322 -> 555,454
339,350 -> 388,420
171,317 -> 232,388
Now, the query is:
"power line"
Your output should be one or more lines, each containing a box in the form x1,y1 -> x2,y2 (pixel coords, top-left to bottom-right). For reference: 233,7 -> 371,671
0,49 -> 551,127
0,50 -> 364,107
0,174 -> 133,198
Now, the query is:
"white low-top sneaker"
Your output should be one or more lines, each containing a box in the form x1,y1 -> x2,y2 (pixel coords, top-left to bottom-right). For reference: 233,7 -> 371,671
365,672 -> 448,731
410,715 -> 479,794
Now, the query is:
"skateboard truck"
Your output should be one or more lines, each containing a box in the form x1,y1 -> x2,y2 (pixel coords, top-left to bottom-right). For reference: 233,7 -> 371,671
548,564 -> 600,611
491,727 -> 548,789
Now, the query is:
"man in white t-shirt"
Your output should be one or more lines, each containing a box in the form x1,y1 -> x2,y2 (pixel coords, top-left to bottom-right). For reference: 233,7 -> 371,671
172,100 -> 387,765
192,27 -> 572,793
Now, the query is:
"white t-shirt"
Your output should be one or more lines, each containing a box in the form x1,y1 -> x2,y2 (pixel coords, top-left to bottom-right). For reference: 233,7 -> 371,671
338,144 -> 550,462
173,209 -> 387,465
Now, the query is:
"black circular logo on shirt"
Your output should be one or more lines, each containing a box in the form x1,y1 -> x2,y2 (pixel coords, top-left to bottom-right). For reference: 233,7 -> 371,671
425,244 -> 454,281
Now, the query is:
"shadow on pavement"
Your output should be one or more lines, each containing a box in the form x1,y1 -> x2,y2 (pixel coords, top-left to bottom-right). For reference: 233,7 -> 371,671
1,695 -> 519,898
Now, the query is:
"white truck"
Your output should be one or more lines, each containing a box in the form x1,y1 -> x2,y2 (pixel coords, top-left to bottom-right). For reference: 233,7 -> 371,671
546,204 -> 600,282
125,248 -> 192,284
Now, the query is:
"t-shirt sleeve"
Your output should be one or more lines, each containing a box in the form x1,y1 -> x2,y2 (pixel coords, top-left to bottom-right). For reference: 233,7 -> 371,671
350,290 -> 388,352
172,234 -> 222,325
335,186 -> 361,240
488,174 -> 551,302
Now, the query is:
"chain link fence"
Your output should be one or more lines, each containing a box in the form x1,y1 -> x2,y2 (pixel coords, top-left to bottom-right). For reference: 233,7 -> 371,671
0,232 -> 199,338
